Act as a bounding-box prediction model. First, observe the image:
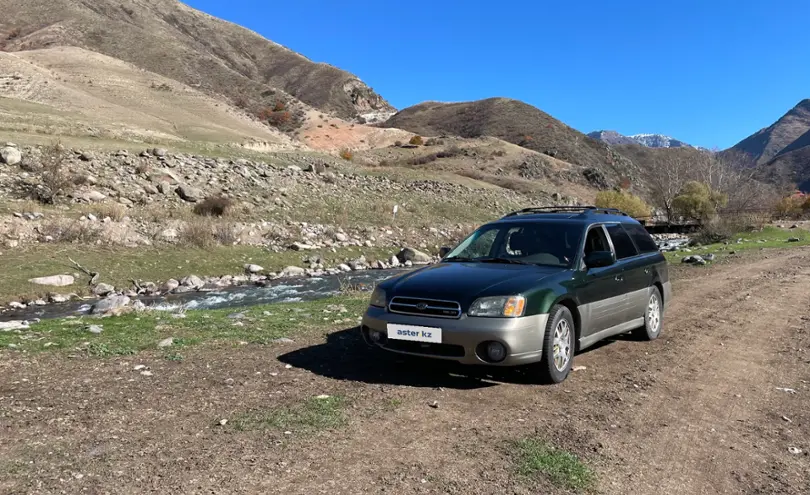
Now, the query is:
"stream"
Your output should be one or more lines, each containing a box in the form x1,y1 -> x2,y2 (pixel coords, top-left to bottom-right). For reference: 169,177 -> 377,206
1,268 -> 411,323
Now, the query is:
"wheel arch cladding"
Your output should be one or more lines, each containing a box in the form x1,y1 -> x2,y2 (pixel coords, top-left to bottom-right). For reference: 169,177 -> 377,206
553,297 -> 581,346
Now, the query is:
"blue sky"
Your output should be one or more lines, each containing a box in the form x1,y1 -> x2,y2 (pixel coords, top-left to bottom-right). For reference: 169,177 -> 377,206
185,0 -> 810,149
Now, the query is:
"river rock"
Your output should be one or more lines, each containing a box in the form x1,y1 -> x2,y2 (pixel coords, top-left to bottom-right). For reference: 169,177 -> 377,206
162,279 -> 180,292
397,247 -> 432,264
335,232 -> 348,242
157,337 -> 174,348
281,266 -> 306,277
0,146 -> 22,165
244,264 -> 264,274
87,325 -> 104,334
93,283 -> 116,296
90,295 -> 131,315
180,275 -> 204,289
28,274 -> 75,287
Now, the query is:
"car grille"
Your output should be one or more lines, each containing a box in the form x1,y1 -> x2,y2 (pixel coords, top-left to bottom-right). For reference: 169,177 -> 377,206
388,297 -> 462,319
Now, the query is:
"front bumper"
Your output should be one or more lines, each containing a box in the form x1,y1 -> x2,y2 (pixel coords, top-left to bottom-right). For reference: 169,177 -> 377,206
360,306 -> 548,366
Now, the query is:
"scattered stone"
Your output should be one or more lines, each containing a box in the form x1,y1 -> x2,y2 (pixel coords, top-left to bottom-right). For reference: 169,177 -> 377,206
572,365 -> 587,372
787,237 -> 801,243
133,364 -> 147,371
227,312 -> 246,320
162,279 -> 180,292
284,364 -> 293,369
140,370 -> 153,377
290,242 -> 314,251
0,146 -> 22,165
28,274 -> 75,287
338,263 -> 352,272
49,294 -> 71,303
152,148 -> 168,157
429,401 -> 439,409
90,295 -> 131,315
703,253 -> 716,261
335,232 -> 348,242
244,264 -> 264,274
315,394 -> 331,400
157,337 -> 174,348
8,301 -> 26,309
681,255 -> 706,265
788,447 -> 802,455
273,337 -> 295,344
83,190 -> 107,202
390,255 -> 400,267
79,151 -> 94,162
87,325 -> 104,334
776,387 -> 797,394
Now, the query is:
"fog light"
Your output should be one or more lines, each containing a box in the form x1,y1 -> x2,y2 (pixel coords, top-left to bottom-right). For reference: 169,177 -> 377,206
486,341 -> 507,362
369,330 -> 383,343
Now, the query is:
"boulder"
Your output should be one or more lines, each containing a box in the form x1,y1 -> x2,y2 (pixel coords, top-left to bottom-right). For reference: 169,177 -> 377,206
0,146 -> 22,166
83,190 -> 107,202
281,266 -> 306,277
180,275 -> 204,289
244,264 -> 264,274
152,148 -> 168,157
90,295 -> 131,315
396,247 -> 432,264
28,274 -> 75,287
93,283 -> 116,296
176,184 -> 203,202
162,279 -> 180,292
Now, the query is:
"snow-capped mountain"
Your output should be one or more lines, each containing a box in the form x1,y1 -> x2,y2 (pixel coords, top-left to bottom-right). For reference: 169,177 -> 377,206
588,130 -> 695,149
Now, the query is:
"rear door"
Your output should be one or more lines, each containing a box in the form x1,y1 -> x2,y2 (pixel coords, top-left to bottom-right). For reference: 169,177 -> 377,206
604,223 -> 646,323
622,222 -> 665,318
576,224 -> 628,336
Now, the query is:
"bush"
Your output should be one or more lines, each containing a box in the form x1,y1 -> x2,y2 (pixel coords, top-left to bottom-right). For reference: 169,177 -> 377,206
40,220 -> 102,243
193,196 -> 233,217
180,219 -> 215,248
773,195 -> 804,219
36,141 -> 73,204
87,203 -> 128,222
594,190 -> 653,218
409,135 -> 424,146
339,149 -> 353,161
672,181 -> 728,220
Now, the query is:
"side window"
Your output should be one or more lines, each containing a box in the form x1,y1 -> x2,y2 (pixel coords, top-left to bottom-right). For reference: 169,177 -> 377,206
584,226 -> 611,255
605,224 -> 638,260
624,223 -> 659,253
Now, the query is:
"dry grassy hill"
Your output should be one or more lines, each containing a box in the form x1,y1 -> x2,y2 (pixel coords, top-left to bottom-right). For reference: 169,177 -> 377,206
0,46 -> 301,151
0,0 -> 394,123
383,98 -> 641,189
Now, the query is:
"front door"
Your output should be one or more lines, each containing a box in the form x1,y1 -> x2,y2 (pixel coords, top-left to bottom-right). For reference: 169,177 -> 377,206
575,225 -> 628,337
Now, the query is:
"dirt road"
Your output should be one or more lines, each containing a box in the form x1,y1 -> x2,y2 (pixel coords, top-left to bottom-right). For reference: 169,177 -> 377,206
1,249 -> 809,494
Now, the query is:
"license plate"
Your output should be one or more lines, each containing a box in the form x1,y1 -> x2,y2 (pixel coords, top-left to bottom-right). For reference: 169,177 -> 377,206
387,324 -> 442,343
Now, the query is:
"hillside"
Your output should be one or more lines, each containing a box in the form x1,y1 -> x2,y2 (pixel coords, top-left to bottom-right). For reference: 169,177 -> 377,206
0,0 -> 395,122
383,98 -> 640,189
727,99 -> 810,165
0,46 -> 299,150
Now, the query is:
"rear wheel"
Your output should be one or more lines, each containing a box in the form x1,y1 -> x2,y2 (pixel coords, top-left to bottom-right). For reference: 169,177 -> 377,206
536,304 -> 575,384
635,286 -> 663,341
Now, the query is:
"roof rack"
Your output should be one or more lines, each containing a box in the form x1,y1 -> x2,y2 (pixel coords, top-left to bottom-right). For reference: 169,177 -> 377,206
501,206 -> 629,219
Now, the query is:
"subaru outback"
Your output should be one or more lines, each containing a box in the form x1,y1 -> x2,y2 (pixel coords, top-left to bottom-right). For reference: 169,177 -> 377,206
360,206 -> 671,383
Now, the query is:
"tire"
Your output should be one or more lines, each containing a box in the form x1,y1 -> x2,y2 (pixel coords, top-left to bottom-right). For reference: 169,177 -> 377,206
536,304 -> 576,384
635,286 -> 663,341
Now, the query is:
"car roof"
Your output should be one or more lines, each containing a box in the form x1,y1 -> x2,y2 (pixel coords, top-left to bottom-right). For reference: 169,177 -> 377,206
489,207 -> 643,227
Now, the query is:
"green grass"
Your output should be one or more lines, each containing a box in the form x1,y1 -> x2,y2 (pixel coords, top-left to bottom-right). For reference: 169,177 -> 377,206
231,395 -> 347,433
0,294 -> 367,353
513,438 -> 596,492
0,243 -> 394,304
663,226 -> 809,265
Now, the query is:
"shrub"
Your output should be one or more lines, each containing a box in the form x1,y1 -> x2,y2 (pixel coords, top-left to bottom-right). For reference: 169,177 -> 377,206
36,141 -> 73,204
425,138 -> 445,146
88,203 -> 128,222
339,149 -> 353,161
180,219 -> 215,248
214,223 -> 238,245
409,135 -> 424,146
773,195 -> 804,219
193,196 -> 233,217
39,219 -> 102,243
378,160 -> 390,167
594,190 -> 653,219
672,181 -> 728,220
273,100 -> 286,112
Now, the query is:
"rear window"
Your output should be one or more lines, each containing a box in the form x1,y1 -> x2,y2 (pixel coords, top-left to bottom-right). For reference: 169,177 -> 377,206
624,223 -> 659,253
605,224 -> 639,259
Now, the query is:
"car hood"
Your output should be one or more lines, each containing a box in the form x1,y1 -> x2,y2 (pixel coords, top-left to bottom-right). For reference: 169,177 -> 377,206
381,262 -> 566,307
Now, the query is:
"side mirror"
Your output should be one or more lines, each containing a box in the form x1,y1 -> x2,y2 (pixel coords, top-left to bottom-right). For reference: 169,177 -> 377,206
584,251 -> 615,269
439,246 -> 451,258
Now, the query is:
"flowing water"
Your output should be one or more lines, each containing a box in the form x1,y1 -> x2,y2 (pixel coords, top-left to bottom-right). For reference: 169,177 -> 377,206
1,268 -> 411,323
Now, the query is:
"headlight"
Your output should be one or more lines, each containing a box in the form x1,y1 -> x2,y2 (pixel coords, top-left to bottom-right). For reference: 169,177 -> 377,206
369,287 -> 387,308
468,295 -> 526,318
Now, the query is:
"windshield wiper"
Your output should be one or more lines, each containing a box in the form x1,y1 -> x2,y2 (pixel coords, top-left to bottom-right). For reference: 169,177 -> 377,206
477,257 -> 534,265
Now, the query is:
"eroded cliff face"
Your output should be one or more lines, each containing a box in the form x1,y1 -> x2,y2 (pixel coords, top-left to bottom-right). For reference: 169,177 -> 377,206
343,79 -> 397,123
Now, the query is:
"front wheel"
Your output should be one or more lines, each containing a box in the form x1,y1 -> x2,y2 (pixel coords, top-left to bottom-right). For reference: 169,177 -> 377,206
536,305 -> 575,384
635,286 -> 663,341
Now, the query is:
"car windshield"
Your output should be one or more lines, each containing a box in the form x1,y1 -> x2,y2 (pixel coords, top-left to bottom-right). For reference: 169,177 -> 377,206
444,221 -> 583,267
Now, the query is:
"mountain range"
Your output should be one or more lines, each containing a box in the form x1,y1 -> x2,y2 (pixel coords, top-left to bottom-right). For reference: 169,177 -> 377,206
1,0 -> 809,193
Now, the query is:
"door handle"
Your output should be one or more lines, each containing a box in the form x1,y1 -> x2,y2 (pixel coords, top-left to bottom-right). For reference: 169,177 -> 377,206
644,268 -> 651,274
614,275 -> 624,282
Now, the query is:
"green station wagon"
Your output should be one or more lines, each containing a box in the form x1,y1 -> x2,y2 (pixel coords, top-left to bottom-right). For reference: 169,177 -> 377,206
360,206 -> 671,383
